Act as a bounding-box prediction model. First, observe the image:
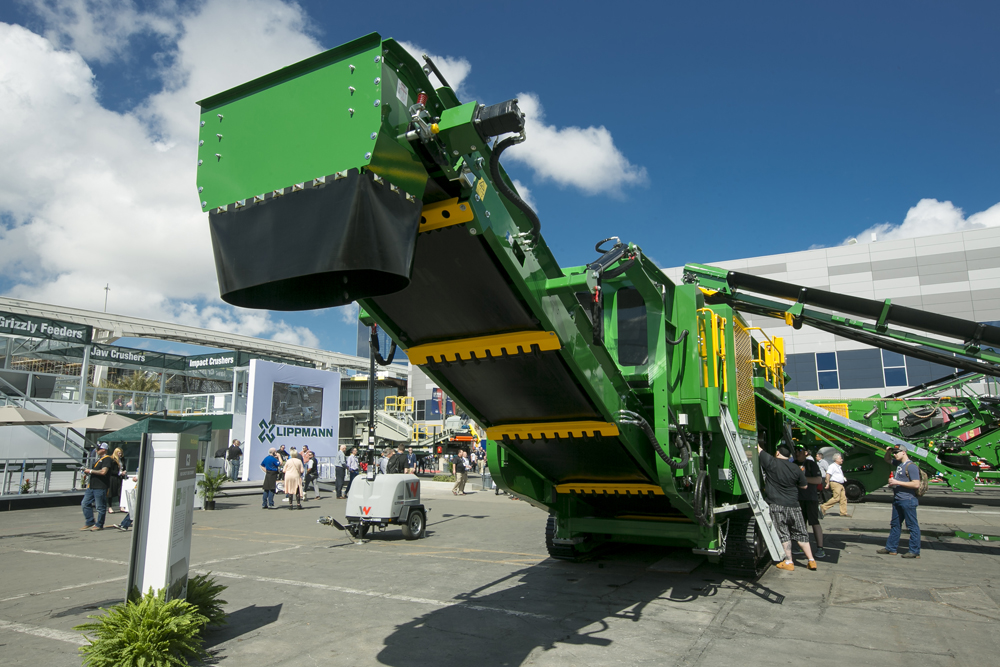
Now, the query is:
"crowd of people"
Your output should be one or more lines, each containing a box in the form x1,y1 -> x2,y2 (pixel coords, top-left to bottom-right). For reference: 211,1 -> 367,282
79,437 -> 494,531
758,443 -> 922,572
79,432 -> 922,569
79,442 -> 134,532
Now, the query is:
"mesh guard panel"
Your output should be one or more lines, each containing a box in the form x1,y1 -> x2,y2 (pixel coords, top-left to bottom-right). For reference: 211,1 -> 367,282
815,403 -> 850,419
733,320 -> 757,430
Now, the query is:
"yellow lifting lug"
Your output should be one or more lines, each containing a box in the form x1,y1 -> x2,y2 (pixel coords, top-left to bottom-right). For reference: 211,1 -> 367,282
406,330 -> 561,365
554,483 -> 665,497
486,420 -> 619,441
419,197 -> 475,233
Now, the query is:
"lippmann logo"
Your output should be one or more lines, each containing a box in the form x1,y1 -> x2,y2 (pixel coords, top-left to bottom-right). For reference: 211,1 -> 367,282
257,418 -> 334,443
257,419 -> 276,443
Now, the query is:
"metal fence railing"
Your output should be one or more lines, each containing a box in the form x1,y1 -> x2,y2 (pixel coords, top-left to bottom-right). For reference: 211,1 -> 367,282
1,458 -> 85,496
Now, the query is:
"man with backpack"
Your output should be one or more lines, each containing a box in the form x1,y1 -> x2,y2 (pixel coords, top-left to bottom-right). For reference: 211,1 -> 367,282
387,444 -> 410,474
878,446 -> 923,559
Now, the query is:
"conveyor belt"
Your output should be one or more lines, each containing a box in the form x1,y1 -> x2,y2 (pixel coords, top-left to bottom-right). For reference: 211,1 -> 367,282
371,224 -> 539,346
368,211 -> 654,486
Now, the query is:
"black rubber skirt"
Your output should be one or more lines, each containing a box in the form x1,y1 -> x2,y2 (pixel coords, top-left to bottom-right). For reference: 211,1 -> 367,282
209,169 -> 422,310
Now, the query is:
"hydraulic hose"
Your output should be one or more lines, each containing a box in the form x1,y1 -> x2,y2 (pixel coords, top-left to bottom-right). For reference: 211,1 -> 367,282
618,409 -> 690,470
490,136 -> 542,242
666,330 -> 689,346
370,327 -> 397,366
693,470 -> 715,528
603,258 -> 636,279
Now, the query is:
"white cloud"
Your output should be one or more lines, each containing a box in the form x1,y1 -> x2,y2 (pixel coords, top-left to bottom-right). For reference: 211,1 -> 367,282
503,92 -> 647,196
842,199 -> 1000,245
0,1 -> 328,349
397,41 -> 471,100
338,302 -> 359,325
22,0 -> 179,64
511,179 -> 535,210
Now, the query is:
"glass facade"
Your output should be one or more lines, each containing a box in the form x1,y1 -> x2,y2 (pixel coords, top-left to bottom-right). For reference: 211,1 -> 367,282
785,349 -> 960,393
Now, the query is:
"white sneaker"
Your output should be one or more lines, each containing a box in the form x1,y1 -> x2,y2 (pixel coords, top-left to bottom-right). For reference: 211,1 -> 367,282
282,497 -> 290,502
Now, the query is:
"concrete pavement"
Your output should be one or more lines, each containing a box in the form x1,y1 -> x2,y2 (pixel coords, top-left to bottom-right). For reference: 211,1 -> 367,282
1,484 -> 998,665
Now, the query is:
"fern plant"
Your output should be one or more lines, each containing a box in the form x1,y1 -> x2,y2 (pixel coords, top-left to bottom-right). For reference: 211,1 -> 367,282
186,573 -> 228,627
76,588 -> 208,667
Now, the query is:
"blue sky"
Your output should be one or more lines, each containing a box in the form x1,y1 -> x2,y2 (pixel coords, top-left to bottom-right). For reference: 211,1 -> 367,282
1,1 -> 998,356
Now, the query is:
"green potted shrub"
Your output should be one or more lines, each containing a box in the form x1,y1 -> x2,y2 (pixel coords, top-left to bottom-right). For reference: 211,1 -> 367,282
197,470 -> 227,510
76,588 -> 208,666
77,575 -> 228,666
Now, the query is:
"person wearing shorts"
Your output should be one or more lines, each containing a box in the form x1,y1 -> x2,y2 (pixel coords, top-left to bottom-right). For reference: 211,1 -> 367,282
758,441 -> 817,571
795,448 -> 826,558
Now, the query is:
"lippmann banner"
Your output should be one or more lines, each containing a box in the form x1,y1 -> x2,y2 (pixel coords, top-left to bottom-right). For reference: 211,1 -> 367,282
243,359 -> 340,481
0,311 -> 91,344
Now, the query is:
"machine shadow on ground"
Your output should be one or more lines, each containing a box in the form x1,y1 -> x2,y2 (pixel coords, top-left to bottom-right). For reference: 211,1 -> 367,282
204,604 -> 283,650
835,532 -> 1000,556
376,546 -> 779,667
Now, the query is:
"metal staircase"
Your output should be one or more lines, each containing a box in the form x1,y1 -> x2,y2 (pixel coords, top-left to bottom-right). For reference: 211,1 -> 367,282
719,406 -> 785,561
0,376 -> 87,459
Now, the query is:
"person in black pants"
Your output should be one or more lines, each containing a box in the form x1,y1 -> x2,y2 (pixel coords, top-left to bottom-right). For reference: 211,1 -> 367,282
757,442 -> 816,571
303,452 -> 320,500
794,448 -> 826,559
334,444 -> 348,499
259,448 -> 281,509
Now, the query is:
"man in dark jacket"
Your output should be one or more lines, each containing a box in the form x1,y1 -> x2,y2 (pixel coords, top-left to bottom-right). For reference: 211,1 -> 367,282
758,442 -> 817,571
226,439 -> 243,480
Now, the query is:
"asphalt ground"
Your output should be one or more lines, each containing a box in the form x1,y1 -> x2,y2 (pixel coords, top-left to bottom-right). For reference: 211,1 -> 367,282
1,481 -> 999,666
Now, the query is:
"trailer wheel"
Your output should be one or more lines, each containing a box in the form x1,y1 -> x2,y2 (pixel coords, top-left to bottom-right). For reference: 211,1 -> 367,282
844,479 -> 866,503
358,523 -> 370,539
401,510 -> 426,540
721,511 -> 770,578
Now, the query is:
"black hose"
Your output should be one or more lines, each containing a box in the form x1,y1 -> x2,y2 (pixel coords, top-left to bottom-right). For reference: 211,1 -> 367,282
603,258 -> 635,279
620,410 -> 690,470
693,470 -> 715,528
489,136 -> 541,242
370,327 -> 397,366
666,330 -> 689,346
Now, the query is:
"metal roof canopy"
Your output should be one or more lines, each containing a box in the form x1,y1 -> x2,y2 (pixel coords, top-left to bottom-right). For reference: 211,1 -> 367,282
103,417 -> 214,443
0,296 -> 405,377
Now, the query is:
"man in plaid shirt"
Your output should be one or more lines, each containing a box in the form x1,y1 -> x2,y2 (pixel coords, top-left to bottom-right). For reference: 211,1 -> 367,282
757,441 -> 817,571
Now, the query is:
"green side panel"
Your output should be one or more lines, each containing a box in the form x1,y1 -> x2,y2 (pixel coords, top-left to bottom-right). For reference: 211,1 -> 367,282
196,33 -> 384,210
437,101 -> 480,155
367,132 -> 429,199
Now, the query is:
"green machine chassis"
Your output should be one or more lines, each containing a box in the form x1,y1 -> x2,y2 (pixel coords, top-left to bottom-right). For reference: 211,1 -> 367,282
198,33 -> 1000,577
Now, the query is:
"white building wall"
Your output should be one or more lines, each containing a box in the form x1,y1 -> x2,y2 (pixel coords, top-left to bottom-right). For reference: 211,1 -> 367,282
665,227 -> 1000,399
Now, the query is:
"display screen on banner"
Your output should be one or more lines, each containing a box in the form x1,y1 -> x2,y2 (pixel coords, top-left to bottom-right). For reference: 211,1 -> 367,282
244,360 -> 340,480
270,382 -> 324,427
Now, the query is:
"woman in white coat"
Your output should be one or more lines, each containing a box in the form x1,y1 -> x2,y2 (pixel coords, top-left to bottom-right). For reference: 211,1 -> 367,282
283,449 -> 304,510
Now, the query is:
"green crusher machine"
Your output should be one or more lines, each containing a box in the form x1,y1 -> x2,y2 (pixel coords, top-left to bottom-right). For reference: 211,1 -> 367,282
197,33 -> 1000,576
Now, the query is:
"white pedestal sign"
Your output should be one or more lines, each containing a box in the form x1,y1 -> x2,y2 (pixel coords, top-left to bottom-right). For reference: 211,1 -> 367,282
127,431 -> 199,600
